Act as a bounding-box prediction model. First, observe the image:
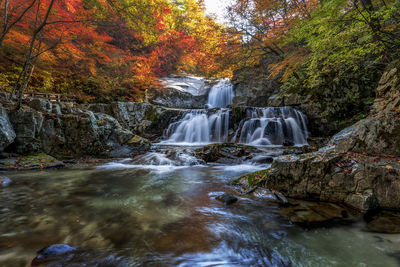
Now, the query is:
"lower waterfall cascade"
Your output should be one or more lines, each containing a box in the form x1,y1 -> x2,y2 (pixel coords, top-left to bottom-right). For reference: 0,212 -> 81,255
234,107 -> 309,146
163,109 -> 230,144
162,80 -> 309,146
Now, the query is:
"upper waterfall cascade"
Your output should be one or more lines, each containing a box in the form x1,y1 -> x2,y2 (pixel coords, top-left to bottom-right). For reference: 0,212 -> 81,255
207,80 -> 235,108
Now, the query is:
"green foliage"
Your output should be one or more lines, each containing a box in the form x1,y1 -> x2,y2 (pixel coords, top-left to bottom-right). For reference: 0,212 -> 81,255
282,0 -> 400,98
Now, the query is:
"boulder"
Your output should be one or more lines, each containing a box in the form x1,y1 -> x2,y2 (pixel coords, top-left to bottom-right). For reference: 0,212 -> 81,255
0,108 -> 16,151
0,176 -> 11,187
215,193 -> 238,205
235,152 -> 400,212
8,108 -> 44,154
126,135 -> 152,152
328,118 -> 400,156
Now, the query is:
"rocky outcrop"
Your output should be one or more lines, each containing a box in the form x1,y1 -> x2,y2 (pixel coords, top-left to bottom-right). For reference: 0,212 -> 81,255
88,102 -> 183,140
146,87 -> 208,109
8,108 -> 44,154
325,118 -> 400,156
145,76 -> 213,109
2,98 -> 158,158
235,152 -> 400,212
371,60 -> 399,117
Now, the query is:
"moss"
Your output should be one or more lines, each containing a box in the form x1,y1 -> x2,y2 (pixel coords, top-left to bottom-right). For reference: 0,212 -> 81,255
22,153 -> 57,163
146,107 -> 159,122
233,169 -> 270,187
127,135 -> 145,144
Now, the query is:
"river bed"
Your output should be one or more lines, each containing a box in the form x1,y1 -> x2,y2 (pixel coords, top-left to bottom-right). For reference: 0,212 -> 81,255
1,159 -> 400,266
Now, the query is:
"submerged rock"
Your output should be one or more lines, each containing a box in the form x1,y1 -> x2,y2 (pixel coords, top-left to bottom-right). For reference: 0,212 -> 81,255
366,211 -> 400,233
0,176 -> 11,187
278,200 -> 358,228
31,244 -> 128,266
216,193 -> 238,205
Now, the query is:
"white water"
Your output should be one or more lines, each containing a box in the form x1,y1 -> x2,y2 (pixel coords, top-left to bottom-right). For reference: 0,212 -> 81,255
97,151 -> 204,173
237,107 -> 309,146
161,79 -> 309,147
162,109 -> 230,144
161,80 -> 234,145
207,80 -> 235,108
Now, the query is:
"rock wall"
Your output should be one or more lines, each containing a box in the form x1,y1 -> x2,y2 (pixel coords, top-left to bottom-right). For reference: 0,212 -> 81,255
0,98 -> 180,158
88,102 -> 183,140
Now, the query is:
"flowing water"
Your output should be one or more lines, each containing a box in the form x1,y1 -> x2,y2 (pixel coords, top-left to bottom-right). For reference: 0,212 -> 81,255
163,110 -> 230,145
236,107 -> 309,146
1,153 -> 400,266
207,80 -> 235,108
162,80 -> 308,147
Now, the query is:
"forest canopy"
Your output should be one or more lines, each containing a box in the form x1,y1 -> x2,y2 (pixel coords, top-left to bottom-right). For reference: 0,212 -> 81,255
0,0 -> 399,104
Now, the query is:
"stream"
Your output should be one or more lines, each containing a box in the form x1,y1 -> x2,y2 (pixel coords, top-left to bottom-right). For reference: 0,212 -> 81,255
1,155 -> 400,266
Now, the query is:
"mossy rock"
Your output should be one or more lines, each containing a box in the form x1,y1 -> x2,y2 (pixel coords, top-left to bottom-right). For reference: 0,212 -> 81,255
232,169 -> 270,188
127,135 -> 151,151
0,153 -> 64,170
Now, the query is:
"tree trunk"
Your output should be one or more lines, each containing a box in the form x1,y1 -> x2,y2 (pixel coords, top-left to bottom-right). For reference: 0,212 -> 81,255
16,0 -> 55,110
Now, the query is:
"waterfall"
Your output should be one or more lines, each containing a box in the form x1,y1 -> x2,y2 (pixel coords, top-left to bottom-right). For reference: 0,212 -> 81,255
237,107 -> 309,146
163,109 -> 230,144
207,80 -> 235,108
160,77 -> 309,147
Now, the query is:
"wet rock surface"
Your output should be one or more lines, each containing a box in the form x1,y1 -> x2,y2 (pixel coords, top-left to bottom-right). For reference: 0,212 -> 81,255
88,101 -> 184,140
215,193 -> 238,206
195,143 -> 305,165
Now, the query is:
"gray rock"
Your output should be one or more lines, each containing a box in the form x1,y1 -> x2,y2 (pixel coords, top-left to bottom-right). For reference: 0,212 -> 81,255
88,102 -> 184,140
327,117 -> 400,156
27,98 -> 52,113
0,108 -> 16,151
8,108 -> 44,154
